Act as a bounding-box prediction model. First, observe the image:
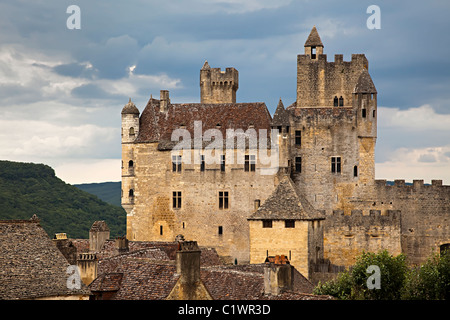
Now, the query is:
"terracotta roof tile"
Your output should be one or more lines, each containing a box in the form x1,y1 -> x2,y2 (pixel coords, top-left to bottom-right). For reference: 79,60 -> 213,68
136,99 -> 272,146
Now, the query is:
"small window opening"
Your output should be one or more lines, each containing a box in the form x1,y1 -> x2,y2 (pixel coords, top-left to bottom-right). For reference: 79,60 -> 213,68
262,220 -> 272,228
172,155 -> 182,172
128,160 -> 134,168
339,96 -> 344,107
254,199 -> 261,210
362,109 -> 367,118
218,226 -> 223,235
173,191 -> 182,209
311,46 -> 316,59
200,155 -> 205,172
331,157 -> 341,173
245,155 -> 256,172
333,96 -> 338,107
219,191 -> 229,209
129,127 -> 135,136
354,165 -> 358,177
160,225 -> 163,236
373,110 -> 376,118
295,130 -> 301,146
220,155 -> 225,172
295,157 -> 302,173
285,220 -> 295,228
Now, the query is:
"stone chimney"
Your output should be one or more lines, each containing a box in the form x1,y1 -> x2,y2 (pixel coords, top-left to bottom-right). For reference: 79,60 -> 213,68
167,240 -> 212,300
176,241 -> 201,285
53,233 -> 77,265
160,90 -> 170,112
115,236 -> 129,253
89,221 -> 110,252
77,253 -> 98,286
264,255 -> 293,296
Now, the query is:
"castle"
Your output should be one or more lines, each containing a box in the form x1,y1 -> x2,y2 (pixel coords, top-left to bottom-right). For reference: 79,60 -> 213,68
121,27 -> 450,281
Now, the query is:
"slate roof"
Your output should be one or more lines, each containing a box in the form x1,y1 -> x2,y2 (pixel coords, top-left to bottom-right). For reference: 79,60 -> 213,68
248,176 -> 325,221
136,98 -> 273,149
271,98 -> 290,126
353,69 -> 377,94
304,26 -> 324,47
0,217 -> 91,300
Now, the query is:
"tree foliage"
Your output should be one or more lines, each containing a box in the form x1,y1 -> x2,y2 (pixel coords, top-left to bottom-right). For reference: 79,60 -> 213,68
314,249 -> 450,300
0,160 -> 126,239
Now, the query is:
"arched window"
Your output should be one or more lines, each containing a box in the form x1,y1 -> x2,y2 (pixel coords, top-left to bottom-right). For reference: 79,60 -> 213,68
334,96 -> 338,107
128,160 -> 134,168
339,96 -> 344,107
129,127 -> 135,136
129,189 -> 134,197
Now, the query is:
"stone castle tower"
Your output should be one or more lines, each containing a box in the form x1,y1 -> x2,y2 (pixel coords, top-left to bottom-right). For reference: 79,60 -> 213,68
121,26 -> 450,278
200,60 -> 239,104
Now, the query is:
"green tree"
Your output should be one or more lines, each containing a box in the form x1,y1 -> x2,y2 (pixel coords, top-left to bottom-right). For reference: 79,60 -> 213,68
402,249 -> 450,300
314,250 -> 408,300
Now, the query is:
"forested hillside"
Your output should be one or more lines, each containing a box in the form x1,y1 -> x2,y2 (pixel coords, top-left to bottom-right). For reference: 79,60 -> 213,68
74,181 -> 121,206
0,160 -> 126,239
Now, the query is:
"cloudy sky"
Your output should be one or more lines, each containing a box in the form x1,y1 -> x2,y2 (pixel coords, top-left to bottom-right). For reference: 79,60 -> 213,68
0,0 -> 449,184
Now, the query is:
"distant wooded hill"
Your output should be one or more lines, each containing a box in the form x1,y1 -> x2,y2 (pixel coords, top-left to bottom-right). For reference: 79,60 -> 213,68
0,160 -> 126,239
74,181 -> 121,207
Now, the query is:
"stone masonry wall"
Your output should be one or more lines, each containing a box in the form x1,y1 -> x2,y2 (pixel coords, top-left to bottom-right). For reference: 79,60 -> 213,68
124,143 -> 277,264
374,179 -> 450,265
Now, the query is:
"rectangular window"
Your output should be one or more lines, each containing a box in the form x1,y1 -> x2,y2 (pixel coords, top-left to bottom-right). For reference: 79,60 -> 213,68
220,155 -> 225,172
295,130 -> 301,146
200,155 -> 205,172
218,226 -> 223,235
160,225 -> 163,235
262,220 -> 272,228
172,155 -> 182,172
362,109 -> 367,118
245,155 -> 256,172
295,157 -> 302,173
219,191 -> 229,209
331,157 -> 341,173
173,191 -> 182,209
285,220 -> 295,228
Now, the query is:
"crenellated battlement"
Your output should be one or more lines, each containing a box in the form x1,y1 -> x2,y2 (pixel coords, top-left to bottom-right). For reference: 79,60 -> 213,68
375,179 -> 449,189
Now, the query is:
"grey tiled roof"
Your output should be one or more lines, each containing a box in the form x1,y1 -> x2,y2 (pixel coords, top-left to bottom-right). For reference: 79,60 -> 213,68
271,98 -> 290,126
248,176 -> 325,221
353,69 -> 377,94
304,26 -> 324,47
0,218 -> 90,300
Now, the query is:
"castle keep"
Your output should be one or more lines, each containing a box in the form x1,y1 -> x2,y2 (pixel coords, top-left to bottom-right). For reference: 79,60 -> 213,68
121,27 -> 450,280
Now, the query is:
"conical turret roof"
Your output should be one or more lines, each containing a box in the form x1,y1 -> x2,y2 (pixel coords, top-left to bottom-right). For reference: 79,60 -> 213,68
353,69 -> 377,94
304,26 -> 323,47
